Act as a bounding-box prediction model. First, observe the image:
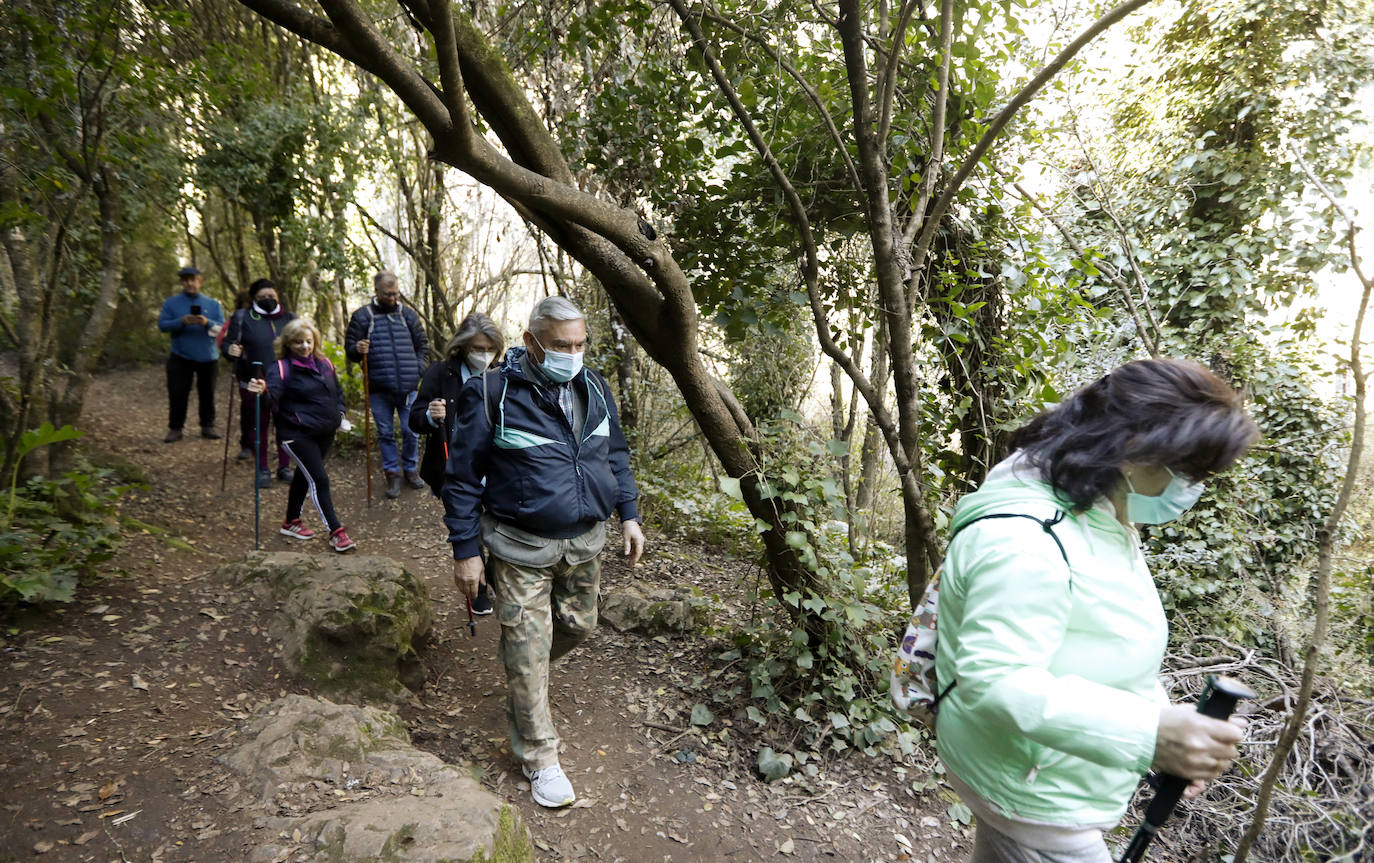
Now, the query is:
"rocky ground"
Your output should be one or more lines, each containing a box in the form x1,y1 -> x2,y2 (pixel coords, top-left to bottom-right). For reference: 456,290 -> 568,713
0,364 -> 968,862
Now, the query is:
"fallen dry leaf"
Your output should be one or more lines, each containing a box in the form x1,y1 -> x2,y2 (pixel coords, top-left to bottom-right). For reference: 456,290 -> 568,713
97,782 -> 117,801
73,829 -> 99,845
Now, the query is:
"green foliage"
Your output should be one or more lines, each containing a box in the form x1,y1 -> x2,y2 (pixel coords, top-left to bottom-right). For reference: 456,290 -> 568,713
1144,340 -> 1347,643
6,424 -> 84,526
0,466 -> 128,607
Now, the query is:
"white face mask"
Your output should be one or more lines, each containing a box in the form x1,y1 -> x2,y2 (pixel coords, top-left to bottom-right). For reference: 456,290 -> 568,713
465,351 -> 495,373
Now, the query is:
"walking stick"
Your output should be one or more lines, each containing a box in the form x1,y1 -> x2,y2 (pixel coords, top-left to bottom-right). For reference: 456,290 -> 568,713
1119,675 -> 1256,863
220,362 -> 236,492
362,354 -> 372,508
252,361 -> 263,551
466,596 -> 477,637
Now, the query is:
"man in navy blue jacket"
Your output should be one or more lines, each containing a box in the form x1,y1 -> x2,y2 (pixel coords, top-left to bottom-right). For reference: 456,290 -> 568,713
156,266 -> 224,443
345,272 -> 430,499
443,296 -> 645,809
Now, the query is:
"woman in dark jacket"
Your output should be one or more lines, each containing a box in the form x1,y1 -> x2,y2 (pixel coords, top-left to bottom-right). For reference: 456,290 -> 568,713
247,318 -> 355,553
224,278 -> 296,488
409,311 -> 503,611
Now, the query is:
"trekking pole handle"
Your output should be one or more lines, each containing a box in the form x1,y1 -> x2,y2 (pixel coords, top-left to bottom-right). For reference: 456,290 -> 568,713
1119,675 -> 1255,863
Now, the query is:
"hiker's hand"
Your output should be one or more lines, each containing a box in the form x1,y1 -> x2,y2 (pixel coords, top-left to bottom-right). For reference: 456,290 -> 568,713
1153,706 -> 1245,780
227,343 -> 243,357
428,399 -> 446,422
246,378 -> 266,395
622,520 -> 645,567
181,314 -> 207,327
1183,778 -> 1207,800
453,556 -> 483,600
357,339 -> 370,355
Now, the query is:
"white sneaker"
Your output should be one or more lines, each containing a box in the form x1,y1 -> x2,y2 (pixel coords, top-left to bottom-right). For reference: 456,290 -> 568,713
523,763 -> 575,808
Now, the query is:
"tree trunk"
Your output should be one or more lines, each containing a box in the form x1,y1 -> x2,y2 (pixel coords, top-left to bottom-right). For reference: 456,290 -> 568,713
48,170 -> 126,475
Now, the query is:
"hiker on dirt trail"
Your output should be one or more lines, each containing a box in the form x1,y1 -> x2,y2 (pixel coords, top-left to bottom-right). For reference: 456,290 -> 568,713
932,359 -> 1256,863
442,295 -> 645,809
246,318 -> 356,553
407,311 -> 504,615
224,278 -> 297,489
157,265 -> 225,443
344,271 -> 430,500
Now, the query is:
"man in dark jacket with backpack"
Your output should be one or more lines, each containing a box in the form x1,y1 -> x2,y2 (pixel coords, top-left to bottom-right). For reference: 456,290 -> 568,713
345,271 -> 430,498
443,296 -> 645,810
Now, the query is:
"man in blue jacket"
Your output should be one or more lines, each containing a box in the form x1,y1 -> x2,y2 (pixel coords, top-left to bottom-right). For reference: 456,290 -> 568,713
156,266 -> 225,443
443,296 -> 645,809
345,272 -> 430,499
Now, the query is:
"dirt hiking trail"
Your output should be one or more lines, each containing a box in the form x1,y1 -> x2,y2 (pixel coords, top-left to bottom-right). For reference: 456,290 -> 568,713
0,364 -> 965,863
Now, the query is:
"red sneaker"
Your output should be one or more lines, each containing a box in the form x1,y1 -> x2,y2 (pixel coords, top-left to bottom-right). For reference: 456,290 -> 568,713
280,518 -> 316,540
329,527 -> 356,553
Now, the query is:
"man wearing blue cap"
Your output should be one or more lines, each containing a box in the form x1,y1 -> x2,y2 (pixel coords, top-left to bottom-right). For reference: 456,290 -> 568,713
157,266 -> 225,443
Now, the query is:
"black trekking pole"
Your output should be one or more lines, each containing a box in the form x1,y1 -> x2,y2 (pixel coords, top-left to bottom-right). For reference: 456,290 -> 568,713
1119,675 -> 1256,863
252,361 -> 263,551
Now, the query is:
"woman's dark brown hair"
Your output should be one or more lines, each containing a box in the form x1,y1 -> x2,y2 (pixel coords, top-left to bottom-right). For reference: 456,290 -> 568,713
1009,358 -> 1259,510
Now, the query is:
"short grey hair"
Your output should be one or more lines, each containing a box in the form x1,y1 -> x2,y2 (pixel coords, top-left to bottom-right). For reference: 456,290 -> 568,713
373,271 -> 398,290
527,296 -> 584,336
445,312 -> 505,361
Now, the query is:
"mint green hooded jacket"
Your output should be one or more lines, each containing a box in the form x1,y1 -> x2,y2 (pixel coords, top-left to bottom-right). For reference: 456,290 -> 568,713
935,455 -> 1168,826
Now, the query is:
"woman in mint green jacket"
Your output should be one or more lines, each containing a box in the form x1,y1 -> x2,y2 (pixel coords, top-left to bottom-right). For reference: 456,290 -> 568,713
936,359 -> 1257,863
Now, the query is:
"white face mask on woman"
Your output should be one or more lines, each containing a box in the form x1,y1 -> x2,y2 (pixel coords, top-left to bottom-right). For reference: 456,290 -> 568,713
465,351 -> 495,373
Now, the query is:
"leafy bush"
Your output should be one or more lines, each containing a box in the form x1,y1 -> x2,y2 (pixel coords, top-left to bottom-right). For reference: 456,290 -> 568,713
1,423 -> 132,606
1,468 -> 129,606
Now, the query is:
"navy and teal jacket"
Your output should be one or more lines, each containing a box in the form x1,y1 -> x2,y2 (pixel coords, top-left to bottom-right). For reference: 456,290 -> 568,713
157,292 -> 224,362
344,301 -> 429,396
442,348 -> 639,560
261,355 -> 345,437
223,305 -> 295,381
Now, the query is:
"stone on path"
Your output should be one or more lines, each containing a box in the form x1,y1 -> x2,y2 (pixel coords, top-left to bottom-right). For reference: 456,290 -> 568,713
218,551 -> 432,703
224,695 -> 532,863
599,582 -> 710,634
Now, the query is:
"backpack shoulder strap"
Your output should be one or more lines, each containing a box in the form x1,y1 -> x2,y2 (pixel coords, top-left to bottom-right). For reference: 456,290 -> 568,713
482,370 -> 500,428
277,359 -> 289,382
949,510 -> 1070,567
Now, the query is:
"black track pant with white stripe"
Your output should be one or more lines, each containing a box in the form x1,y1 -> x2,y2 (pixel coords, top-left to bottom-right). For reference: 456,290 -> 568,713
280,427 -> 341,533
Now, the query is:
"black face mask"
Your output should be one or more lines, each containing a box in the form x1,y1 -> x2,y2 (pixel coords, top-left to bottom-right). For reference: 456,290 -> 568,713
256,297 -> 279,313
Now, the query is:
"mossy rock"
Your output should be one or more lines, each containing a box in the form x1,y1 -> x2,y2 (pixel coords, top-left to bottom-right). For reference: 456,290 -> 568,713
219,552 -> 433,703
225,696 -> 534,862
599,582 -> 711,634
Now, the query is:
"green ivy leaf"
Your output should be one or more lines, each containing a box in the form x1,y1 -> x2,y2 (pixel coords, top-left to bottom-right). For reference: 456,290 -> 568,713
757,746 -> 793,782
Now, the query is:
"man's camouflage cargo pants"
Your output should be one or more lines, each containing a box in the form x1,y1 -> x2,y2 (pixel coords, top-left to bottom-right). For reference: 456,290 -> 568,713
488,553 -> 600,770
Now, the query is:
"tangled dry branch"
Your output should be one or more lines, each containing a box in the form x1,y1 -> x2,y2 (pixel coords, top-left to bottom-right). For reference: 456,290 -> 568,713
1121,636 -> 1374,862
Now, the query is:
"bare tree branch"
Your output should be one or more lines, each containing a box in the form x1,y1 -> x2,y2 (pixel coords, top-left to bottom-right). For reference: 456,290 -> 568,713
1006,177 -> 1160,357
900,0 -> 952,256
907,0 -> 1152,296
697,6 -> 862,195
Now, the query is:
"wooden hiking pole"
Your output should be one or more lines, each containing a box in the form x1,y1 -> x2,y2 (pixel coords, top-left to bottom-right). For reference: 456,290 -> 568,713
362,354 -> 372,507
220,366 -> 235,492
